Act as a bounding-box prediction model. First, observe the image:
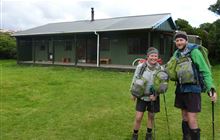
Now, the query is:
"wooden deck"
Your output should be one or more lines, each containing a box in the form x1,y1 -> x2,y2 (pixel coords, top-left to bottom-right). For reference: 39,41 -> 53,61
18,61 -> 136,72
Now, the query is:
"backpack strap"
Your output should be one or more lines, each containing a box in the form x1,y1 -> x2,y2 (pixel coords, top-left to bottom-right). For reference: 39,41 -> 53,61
137,62 -> 147,78
186,45 -> 202,86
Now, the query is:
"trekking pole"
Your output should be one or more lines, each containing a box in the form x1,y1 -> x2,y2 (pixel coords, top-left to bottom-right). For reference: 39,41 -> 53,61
212,100 -> 214,140
151,90 -> 156,140
211,88 -> 215,140
151,100 -> 156,140
163,94 -> 171,139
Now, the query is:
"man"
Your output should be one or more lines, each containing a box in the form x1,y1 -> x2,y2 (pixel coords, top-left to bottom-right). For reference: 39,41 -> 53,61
169,31 -> 217,140
130,47 -> 163,140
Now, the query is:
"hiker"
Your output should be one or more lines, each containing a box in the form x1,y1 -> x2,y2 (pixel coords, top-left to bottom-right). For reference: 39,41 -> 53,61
167,31 -> 218,140
130,47 -> 166,140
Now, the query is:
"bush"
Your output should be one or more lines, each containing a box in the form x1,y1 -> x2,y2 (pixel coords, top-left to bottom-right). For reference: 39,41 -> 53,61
0,32 -> 16,59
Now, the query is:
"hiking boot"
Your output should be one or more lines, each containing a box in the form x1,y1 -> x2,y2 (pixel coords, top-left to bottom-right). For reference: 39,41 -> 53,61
183,134 -> 191,140
131,133 -> 138,140
145,132 -> 152,140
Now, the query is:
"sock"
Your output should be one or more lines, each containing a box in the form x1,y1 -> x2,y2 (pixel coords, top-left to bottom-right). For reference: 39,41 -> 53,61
182,120 -> 190,135
147,128 -> 152,133
133,129 -> 139,134
190,128 -> 200,140
190,128 -> 200,133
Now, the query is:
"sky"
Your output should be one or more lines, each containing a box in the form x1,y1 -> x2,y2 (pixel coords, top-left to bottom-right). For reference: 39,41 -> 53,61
1,0 -> 219,31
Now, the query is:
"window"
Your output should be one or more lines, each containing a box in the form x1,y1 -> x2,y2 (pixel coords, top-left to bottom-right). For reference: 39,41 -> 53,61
159,35 -> 165,55
19,40 -> 32,47
65,40 -> 72,51
40,45 -> 45,51
35,40 -> 48,51
100,38 -> 110,51
150,34 -> 154,47
128,38 -> 147,54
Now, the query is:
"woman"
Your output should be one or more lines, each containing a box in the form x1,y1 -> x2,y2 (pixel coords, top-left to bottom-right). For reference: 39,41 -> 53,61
130,47 -> 163,140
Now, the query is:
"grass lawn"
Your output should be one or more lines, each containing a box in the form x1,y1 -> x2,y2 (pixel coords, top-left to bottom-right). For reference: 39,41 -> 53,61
1,60 -> 220,140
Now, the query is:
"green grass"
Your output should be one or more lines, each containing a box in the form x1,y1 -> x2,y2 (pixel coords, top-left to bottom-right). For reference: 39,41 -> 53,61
1,60 -> 220,140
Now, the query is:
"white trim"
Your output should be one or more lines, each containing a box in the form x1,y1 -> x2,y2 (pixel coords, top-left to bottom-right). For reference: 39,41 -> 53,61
94,31 -> 100,67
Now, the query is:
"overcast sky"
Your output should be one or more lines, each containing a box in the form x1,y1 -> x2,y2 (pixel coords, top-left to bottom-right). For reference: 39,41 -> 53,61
1,0 -> 219,31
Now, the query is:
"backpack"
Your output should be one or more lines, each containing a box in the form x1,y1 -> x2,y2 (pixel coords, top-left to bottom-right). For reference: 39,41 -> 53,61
197,45 -> 211,69
193,45 -> 211,92
166,56 -> 178,81
166,44 -> 211,80
166,44 -> 211,92
153,69 -> 169,94
131,62 -> 168,97
130,62 -> 148,98
175,55 -> 198,84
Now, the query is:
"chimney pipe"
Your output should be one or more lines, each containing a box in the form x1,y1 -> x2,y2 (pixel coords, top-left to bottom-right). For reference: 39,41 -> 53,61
91,7 -> 94,21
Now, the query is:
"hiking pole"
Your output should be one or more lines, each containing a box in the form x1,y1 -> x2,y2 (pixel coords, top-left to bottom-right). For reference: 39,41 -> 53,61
151,100 -> 156,140
151,90 -> 156,140
211,88 -> 215,140
212,100 -> 214,140
163,94 -> 171,139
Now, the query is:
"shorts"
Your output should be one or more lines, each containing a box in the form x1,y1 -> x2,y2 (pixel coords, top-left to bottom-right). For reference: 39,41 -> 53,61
136,97 -> 160,113
175,92 -> 201,112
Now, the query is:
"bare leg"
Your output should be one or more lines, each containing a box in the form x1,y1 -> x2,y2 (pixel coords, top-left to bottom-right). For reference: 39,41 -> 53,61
147,112 -> 154,129
187,112 -> 198,129
187,112 -> 200,140
182,109 -> 188,122
182,110 -> 200,140
145,112 -> 154,140
133,111 -> 144,130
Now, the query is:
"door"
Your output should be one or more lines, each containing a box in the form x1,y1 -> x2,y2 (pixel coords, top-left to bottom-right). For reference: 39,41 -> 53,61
87,39 -> 97,63
77,39 -> 87,63
48,41 -> 53,61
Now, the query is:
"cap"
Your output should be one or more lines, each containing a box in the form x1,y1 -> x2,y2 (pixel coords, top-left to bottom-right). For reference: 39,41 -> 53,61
147,47 -> 159,56
174,31 -> 188,41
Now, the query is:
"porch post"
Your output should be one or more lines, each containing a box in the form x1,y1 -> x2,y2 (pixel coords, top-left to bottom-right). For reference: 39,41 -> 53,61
16,38 -> 19,64
74,34 -> 77,66
94,31 -> 100,67
148,31 -> 151,48
51,37 -> 54,64
33,39 -> 36,64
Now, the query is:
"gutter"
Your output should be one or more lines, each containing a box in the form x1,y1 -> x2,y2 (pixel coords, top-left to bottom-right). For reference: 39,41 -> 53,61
94,31 -> 100,67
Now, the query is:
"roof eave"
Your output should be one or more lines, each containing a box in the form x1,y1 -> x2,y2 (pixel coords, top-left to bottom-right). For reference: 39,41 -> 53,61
152,14 -> 176,30
13,27 -> 155,37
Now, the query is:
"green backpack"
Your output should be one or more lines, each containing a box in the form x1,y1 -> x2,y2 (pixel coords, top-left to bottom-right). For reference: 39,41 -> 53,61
153,69 -> 169,94
197,45 -> 211,69
175,56 -> 198,84
166,56 -> 178,81
166,45 -> 211,82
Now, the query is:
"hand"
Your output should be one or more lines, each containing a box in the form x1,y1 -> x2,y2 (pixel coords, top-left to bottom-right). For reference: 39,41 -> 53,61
149,94 -> 157,101
208,89 -> 217,103
131,95 -> 136,101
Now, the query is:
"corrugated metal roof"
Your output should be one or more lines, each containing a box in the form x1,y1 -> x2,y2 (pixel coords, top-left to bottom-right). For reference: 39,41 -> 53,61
13,13 -> 176,36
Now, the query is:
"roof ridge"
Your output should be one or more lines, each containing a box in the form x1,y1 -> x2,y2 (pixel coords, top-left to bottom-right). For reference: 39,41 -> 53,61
95,13 -> 171,21
47,13 -> 171,25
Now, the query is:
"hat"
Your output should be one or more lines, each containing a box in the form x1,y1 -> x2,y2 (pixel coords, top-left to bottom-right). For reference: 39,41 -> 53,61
174,31 -> 188,41
147,47 -> 159,56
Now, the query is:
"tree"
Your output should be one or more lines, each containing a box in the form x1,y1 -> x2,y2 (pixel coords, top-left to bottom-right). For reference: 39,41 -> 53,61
208,0 -> 220,15
0,32 -> 16,59
175,18 -> 220,64
199,20 -> 220,63
175,18 -> 196,34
